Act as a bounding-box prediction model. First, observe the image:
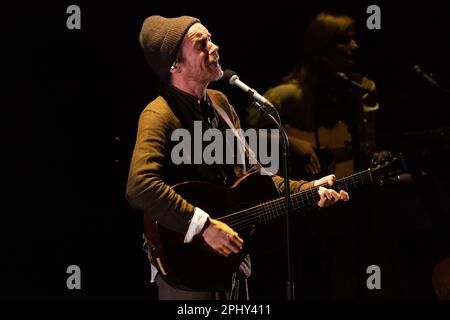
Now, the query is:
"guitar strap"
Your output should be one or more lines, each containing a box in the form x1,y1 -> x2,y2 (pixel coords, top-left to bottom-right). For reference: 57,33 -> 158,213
210,103 -> 271,176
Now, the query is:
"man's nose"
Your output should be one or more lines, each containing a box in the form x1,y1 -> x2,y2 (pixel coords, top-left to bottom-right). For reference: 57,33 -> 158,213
208,42 -> 219,55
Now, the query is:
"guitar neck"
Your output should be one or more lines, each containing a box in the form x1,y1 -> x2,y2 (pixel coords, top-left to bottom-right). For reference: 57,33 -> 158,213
222,169 -> 373,231
291,169 -> 373,210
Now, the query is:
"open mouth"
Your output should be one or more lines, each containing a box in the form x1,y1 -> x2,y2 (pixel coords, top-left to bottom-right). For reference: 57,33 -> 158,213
209,60 -> 222,73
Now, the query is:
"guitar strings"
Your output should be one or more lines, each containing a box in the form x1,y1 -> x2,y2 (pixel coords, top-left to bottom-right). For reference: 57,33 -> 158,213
220,193 -> 315,231
220,186 -> 318,227
219,170 -> 373,231
226,171 -> 373,231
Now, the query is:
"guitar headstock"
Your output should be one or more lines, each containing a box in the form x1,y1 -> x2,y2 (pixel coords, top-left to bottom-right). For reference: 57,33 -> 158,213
370,153 -> 409,186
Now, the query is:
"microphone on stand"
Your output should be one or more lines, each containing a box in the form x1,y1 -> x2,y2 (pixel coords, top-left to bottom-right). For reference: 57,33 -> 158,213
412,64 -> 442,89
221,69 -> 295,300
222,70 -> 276,109
336,72 -> 373,93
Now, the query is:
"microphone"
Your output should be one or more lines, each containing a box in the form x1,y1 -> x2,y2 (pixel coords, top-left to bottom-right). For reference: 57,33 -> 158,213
381,173 -> 413,185
222,70 -> 275,109
336,72 -> 372,93
413,64 -> 441,88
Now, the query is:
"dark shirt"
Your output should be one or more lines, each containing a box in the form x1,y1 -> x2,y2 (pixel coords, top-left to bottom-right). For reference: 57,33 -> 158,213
162,85 -> 238,186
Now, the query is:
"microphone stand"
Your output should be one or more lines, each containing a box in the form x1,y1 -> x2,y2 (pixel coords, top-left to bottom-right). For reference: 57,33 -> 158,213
252,100 -> 295,300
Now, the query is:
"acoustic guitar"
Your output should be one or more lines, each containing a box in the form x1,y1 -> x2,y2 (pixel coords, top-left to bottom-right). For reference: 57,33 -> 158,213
289,120 -> 355,181
144,155 -> 405,291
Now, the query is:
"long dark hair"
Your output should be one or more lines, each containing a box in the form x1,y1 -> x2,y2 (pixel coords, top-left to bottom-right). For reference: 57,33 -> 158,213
283,11 -> 355,128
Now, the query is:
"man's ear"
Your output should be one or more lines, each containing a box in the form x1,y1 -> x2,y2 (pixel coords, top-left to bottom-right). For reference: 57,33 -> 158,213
170,62 -> 181,74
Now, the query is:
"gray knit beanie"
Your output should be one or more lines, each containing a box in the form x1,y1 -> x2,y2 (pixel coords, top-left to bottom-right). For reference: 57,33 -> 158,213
139,15 -> 200,84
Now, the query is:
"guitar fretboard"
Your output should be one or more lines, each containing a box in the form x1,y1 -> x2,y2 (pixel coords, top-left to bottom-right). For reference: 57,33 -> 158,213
219,169 -> 373,231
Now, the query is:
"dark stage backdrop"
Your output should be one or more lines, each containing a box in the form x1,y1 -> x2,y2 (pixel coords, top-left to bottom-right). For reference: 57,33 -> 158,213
2,1 -> 450,300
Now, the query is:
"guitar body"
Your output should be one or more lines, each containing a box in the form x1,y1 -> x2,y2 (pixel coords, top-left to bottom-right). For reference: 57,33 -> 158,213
143,172 -> 280,291
291,120 -> 354,180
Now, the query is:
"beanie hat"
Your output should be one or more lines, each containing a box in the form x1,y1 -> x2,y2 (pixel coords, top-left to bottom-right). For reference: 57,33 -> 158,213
139,15 -> 200,84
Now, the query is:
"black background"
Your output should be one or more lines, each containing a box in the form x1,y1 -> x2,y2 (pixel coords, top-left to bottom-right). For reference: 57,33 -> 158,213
2,1 -> 450,299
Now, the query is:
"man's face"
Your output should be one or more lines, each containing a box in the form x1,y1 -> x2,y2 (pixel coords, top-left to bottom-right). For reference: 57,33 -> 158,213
175,23 -> 223,85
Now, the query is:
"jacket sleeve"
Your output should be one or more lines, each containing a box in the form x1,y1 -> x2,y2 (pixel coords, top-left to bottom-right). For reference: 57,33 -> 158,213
125,100 -> 195,234
271,175 -> 315,194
